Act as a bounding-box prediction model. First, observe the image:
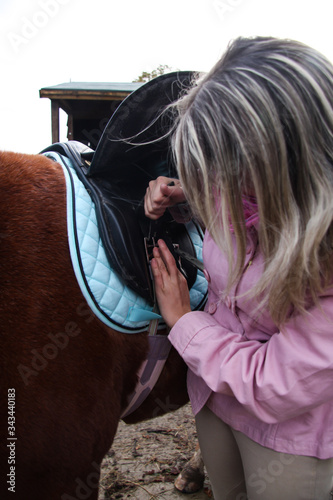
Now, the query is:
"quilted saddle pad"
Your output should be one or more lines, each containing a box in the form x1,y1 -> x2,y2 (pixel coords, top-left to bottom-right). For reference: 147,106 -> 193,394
44,151 -> 208,333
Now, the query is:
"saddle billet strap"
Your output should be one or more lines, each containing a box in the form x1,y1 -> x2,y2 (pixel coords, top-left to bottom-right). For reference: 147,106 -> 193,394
173,246 -> 205,272
143,229 -> 160,335
137,203 -> 199,302
147,318 -> 159,337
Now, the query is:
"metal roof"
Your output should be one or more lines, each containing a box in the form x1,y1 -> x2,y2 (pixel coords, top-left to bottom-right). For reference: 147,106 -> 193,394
40,81 -> 143,100
41,81 -> 143,92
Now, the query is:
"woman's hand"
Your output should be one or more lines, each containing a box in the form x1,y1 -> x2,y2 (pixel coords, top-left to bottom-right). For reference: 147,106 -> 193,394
151,239 -> 192,328
144,176 -> 186,220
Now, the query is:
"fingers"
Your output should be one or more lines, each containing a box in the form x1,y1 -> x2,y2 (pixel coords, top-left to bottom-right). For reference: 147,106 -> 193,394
144,177 -> 172,219
151,240 -> 188,290
150,245 -> 168,290
160,182 -> 173,198
152,240 -> 178,276
144,177 -> 184,220
150,253 -> 164,290
144,183 -> 170,219
150,240 -> 192,328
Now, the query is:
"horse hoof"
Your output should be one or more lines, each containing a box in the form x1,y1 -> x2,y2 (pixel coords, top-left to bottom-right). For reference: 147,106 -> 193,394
174,467 -> 205,493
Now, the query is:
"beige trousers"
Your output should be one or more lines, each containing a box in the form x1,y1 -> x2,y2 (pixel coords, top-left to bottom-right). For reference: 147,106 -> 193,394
195,406 -> 333,500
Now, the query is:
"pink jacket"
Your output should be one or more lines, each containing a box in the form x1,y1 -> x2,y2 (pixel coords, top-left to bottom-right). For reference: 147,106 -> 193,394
169,227 -> 333,459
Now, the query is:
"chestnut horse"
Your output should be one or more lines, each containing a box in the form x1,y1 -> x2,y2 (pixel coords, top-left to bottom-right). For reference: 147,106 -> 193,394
0,151 -> 193,500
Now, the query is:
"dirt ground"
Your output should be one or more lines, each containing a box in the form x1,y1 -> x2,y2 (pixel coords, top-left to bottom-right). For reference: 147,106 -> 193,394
98,403 -> 212,500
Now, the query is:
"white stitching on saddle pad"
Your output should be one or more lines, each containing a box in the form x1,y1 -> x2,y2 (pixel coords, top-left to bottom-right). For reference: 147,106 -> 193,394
44,151 -> 208,333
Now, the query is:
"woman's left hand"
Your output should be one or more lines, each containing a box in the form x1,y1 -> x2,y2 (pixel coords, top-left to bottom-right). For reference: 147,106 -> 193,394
151,239 -> 192,328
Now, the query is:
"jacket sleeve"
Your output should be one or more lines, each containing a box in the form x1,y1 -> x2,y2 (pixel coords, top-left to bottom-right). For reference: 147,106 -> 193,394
168,293 -> 333,424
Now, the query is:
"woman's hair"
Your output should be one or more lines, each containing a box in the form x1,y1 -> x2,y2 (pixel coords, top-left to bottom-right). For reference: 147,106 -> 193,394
171,36 -> 333,325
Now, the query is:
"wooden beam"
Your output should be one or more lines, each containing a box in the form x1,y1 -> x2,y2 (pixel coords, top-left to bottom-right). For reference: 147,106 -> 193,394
51,100 -> 60,143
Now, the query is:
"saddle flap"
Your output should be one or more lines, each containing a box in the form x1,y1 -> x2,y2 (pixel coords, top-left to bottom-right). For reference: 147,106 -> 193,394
87,71 -> 195,185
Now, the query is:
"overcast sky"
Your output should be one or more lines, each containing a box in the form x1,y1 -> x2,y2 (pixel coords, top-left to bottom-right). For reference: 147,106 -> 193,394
1,0 -> 333,153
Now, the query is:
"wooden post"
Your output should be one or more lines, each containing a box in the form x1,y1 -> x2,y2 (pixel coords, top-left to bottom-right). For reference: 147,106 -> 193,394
51,100 -> 60,143
67,113 -> 74,141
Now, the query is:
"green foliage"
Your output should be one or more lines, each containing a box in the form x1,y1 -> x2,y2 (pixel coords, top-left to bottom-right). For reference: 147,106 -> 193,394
133,64 -> 173,83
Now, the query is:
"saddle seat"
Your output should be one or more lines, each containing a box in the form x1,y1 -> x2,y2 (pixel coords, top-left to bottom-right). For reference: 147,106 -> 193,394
41,71 -> 200,305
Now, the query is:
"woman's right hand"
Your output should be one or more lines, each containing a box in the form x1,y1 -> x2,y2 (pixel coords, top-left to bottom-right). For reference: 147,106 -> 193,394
144,176 -> 186,220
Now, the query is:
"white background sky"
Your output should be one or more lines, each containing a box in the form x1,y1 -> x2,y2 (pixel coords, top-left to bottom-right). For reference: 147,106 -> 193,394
1,0 -> 333,154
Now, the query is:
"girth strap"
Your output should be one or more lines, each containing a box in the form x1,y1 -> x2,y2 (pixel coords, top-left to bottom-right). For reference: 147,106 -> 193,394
120,335 -> 171,419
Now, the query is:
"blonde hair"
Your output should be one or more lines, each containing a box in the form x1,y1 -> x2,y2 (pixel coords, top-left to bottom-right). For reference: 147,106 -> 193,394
171,37 -> 333,325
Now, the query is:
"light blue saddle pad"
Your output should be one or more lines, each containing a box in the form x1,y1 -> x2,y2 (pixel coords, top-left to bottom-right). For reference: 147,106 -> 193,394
44,151 -> 208,333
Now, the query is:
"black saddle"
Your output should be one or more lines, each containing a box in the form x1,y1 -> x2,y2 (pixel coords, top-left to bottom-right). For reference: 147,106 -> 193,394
41,71 -> 199,305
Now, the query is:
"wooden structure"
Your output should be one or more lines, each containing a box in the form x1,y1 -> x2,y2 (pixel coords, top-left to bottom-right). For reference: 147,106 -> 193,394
39,82 -> 143,149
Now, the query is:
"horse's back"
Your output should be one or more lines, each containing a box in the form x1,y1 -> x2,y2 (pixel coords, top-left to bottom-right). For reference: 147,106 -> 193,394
0,151 -> 143,499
